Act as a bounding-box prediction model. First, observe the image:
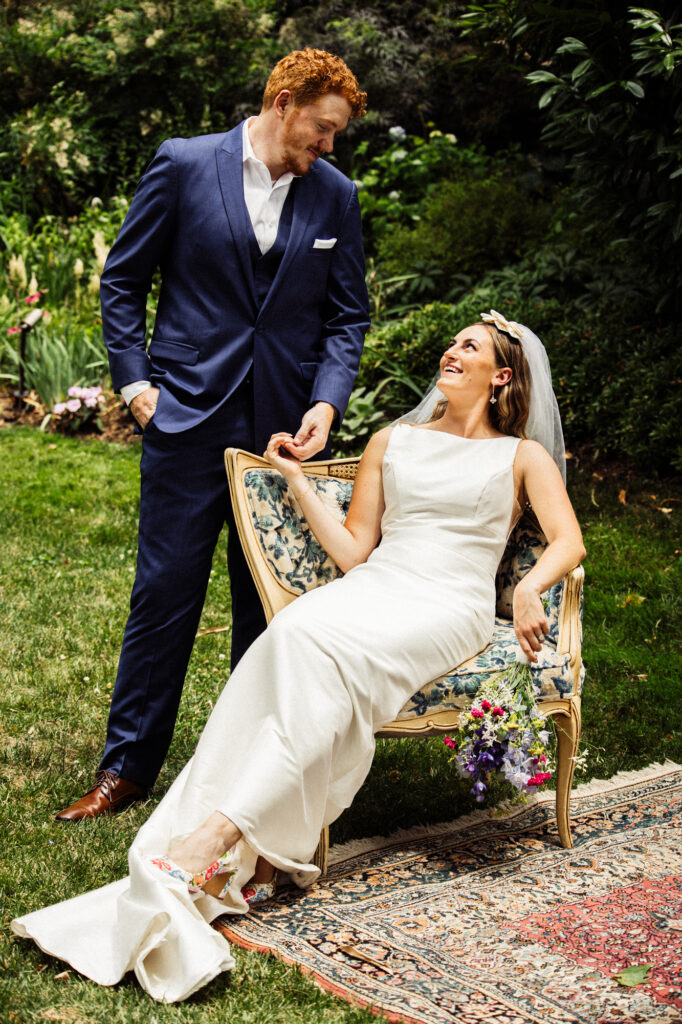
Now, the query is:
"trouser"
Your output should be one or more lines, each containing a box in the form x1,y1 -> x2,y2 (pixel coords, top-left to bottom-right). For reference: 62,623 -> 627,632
99,376 -> 266,788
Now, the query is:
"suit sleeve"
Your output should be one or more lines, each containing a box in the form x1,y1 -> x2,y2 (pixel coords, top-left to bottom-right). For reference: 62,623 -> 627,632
310,185 -> 370,423
100,140 -> 178,392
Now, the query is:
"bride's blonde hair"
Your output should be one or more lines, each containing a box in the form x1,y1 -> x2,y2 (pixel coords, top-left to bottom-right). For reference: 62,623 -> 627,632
430,322 -> 531,437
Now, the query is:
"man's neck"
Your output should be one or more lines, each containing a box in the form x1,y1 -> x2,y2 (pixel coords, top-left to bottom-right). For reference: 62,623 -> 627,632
247,113 -> 287,182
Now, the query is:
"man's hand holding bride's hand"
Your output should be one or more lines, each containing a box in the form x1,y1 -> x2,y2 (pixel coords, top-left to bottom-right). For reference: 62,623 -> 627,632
512,581 -> 549,664
288,402 -> 336,461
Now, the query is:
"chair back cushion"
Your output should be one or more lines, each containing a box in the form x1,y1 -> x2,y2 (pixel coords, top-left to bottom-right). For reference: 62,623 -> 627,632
244,470 -> 351,596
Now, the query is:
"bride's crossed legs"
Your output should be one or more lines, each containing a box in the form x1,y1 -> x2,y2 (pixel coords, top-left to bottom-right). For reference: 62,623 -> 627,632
167,811 -> 275,899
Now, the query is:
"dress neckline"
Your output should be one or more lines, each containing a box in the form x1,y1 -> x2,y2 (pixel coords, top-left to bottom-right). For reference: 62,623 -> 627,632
396,422 -> 515,443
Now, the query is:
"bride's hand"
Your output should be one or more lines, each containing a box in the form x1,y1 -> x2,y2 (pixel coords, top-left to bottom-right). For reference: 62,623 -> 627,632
512,582 -> 549,664
264,433 -> 305,484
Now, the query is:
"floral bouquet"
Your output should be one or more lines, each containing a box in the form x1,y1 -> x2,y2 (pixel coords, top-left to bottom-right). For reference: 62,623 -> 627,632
444,658 -> 552,807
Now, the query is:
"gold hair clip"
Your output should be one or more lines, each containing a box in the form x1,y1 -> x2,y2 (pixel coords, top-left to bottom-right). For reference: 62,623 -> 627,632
480,309 -> 523,340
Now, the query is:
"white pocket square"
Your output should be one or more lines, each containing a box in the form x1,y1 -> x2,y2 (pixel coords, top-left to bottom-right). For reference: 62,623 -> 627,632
313,237 -> 337,249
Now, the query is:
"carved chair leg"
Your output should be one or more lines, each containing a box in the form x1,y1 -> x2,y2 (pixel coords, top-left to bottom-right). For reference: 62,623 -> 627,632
552,698 -> 582,849
313,826 -> 329,875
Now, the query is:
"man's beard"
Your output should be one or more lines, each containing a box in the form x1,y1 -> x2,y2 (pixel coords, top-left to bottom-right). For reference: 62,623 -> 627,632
281,120 -> 321,176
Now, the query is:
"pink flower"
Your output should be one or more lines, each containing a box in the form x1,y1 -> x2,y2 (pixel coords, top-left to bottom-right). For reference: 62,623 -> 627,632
470,709 -> 485,719
53,402 -> 67,415
26,292 -> 41,305
480,699 -> 492,711
492,706 -> 504,717
7,327 -> 20,334
66,398 -> 81,413
42,310 -> 51,323
443,736 -> 457,750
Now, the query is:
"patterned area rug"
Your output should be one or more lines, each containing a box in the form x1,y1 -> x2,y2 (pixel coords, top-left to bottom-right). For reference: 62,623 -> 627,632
215,763 -> 682,1024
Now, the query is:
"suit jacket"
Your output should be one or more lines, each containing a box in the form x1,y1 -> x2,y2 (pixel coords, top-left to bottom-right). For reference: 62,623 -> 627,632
100,123 -> 370,449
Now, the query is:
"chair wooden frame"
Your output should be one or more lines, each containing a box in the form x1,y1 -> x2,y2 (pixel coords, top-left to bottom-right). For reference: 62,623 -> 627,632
225,447 -> 583,872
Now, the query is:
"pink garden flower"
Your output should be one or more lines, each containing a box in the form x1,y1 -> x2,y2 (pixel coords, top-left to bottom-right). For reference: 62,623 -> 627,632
25,292 -> 42,305
442,736 -> 457,750
66,399 -> 81,413
480,699 -> 492,711
53,402 -> 67,415
470,709 -> 485,719
7,327 -> 20,334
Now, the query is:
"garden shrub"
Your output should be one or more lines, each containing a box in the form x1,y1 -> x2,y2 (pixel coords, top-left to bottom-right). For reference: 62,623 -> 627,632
345,294 -> 682,475
375,176 -> 550,303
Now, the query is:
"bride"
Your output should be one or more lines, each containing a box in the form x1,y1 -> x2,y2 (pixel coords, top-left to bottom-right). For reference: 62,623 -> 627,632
12,312 -> 585,1002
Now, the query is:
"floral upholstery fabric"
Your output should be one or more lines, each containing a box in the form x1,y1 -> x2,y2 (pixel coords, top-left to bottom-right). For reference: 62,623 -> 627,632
244,470 -> 350,596
244,470 -> 582,711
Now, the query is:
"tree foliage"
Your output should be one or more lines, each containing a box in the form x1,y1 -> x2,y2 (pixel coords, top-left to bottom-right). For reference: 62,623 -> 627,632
0,0 -> 278,215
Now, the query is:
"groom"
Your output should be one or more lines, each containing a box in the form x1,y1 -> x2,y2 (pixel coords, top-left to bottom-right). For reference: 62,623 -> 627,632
56,49 -> 370,820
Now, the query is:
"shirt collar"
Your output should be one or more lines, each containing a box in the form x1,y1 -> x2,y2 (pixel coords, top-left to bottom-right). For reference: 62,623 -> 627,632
242,117 -> 296,187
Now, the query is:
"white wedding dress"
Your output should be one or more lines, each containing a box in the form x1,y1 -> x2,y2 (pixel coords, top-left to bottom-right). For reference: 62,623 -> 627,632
12,424 -> 521,1002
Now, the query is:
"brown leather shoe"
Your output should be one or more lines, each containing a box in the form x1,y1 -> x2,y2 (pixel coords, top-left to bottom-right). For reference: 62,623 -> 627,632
55,770 -> 147,821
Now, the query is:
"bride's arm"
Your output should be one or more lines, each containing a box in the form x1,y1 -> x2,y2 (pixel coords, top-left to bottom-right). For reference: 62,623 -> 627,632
513,440 -> 586,663
264,426 -> 391,573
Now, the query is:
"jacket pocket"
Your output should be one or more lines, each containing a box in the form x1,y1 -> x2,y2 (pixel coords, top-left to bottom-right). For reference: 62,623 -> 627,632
299,361 -> 319,381
148,339 -> 199,365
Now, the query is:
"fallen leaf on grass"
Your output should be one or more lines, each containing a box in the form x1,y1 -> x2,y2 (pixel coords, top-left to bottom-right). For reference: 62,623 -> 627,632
54,971 -> 70,980
621,593 -> 646,607
613,963 -> 654,987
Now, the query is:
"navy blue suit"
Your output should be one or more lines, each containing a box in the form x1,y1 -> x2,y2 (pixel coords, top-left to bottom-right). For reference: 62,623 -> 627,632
99,123 -> 369,787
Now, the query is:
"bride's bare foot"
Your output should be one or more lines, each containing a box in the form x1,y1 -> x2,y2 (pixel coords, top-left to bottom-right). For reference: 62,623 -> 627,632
167,811 -> 241,877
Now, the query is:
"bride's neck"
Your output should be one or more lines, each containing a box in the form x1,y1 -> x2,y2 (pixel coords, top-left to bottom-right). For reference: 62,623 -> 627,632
435,399 -> 498,439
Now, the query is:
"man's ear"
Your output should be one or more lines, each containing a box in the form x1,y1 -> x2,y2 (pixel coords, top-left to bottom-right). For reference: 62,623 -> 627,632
493,367 -> 512,386
273,90 -> 292,118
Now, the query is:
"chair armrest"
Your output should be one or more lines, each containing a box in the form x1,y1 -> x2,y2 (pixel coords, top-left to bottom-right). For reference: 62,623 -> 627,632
556,564 -> 584,695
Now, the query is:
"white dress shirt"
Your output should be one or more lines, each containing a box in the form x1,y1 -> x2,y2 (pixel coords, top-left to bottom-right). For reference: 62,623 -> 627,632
121,118 -> 295,407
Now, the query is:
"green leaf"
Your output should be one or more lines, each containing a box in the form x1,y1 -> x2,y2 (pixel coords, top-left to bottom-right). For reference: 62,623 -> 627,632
539,85 -> 561,109
613,963 -> 654,987
623,80 -> 645,99
526,70 -> 561,85
586,82 -> 616,100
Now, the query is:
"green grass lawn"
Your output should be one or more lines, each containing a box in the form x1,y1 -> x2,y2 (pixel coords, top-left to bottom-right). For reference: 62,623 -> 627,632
1,427 -> 680,1022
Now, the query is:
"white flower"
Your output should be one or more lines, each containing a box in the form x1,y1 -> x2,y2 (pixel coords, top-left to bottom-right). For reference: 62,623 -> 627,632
92,231 -> 109,272
390,148 -> 407,162
388,126 -> 406,141
9,254 -> 27,291
480,309 -> 523,340
74,258 -> 84,279
388,190 -> 400,201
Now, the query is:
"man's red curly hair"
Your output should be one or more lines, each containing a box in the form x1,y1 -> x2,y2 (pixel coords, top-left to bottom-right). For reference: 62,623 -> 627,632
262,48 -> 367,119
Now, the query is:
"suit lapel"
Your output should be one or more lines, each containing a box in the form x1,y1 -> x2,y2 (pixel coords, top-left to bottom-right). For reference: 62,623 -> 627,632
215,123 -> 257,306
259,168 -> 319,319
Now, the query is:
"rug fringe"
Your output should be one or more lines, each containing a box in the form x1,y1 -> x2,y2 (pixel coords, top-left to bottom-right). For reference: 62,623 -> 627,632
328,760 -> 682,867
566,759 -> 682,799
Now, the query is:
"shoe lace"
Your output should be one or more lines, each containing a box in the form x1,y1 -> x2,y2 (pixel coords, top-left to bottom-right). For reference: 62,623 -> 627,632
91,769 -> 120,799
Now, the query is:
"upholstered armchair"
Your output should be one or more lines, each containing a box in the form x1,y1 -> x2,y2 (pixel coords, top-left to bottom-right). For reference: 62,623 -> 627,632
225,449 -> 584,873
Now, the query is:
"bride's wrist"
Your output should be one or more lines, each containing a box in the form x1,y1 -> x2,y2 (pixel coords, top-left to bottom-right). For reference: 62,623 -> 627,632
290,476 -> 312,502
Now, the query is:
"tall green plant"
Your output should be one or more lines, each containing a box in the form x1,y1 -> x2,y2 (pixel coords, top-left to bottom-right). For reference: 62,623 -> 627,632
525,6 -> 682,315
1,321 -> 108,410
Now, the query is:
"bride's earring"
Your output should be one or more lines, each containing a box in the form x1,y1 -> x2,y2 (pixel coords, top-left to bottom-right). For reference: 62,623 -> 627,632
489,385 -> 497,406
